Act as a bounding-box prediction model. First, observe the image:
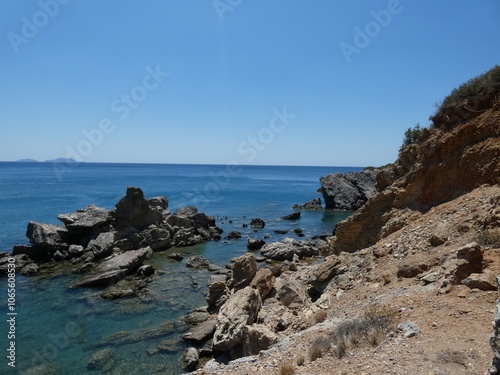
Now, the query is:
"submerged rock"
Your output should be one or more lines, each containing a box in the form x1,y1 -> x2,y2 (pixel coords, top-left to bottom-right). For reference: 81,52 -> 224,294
247,237 -> 266,250
281,212 -> 301,220
250,218 -> 265,228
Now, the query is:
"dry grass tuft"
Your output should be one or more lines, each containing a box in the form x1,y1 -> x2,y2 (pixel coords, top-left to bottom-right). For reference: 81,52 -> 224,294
437,349 -> 468,367
278,362 -> 296,375
314,309 -> 328,324
476,229 -> 500,247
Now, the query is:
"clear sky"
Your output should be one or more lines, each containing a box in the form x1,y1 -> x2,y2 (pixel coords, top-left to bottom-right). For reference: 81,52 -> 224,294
0,0 -> 499,167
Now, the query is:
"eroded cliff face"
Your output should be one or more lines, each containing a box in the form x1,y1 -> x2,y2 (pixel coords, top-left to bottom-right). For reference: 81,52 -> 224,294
329,98 -> 500,254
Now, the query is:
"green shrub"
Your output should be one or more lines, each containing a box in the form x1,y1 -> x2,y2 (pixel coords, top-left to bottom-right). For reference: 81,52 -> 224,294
401,123 -> 423,148
476,229 -> 500,247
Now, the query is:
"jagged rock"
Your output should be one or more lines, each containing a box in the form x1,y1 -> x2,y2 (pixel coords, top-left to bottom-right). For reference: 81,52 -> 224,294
228,254 -> 257,291
429,234 -> 446,247
86,232 -> 115,260
250,218 -> 265,228
420,272 -> 440,284
207,274 -> 229,313
0,254 -> 30,275
12,244 -> 46,261
397,264 -> 428,279
26,221 -> 70,252
462,272 -> 496,291
260,238 -> 320,261
187,255 -> 210,269
138,226 -> 171,250
281,212 -> 301,220
292,198 -> 323,211
310,256 -> 342,290
241,324 -> 278,356
454,242 -> 483,283
172,228 -> 202,247
112,187 -> 163,231
74,247 -> 153,287
274,273 -> 308,307
68,244 -> 85,259
137,264 -> 155,277
247,238 -> 265,250
87,348 -> 115,371
226,231 -> 242,239
175,206 -> 198,217
147,196 -> 168,209
181,347 -> 199,371
167,253 -> 184,261
183,310 -> 210,325
183,319 -> 217,344
397,320 -> 420,338
250,268 -> 275,300
213,287 -> 262,352
166,214 -> 194,229
319,169 -> 379,210
20,263 -> 39,276
53,250 -> 65,261
57,205 -> 110,234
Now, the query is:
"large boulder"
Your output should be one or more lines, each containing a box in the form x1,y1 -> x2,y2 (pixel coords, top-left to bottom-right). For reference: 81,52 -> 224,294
183,319 -> 217,344
319,169 -> 379,210
292,198 -> 323,211
112,187 -> 163,231
250,268 -> 275,300
207,274 -> 229,313
57,205 -> 110,234
228,254 -> 257,291
213,287 -> 262,352
274,273 -> 309,307
260,238 -> 320,261
138,226 -> 171,251
86,232 -> 115,260
241,324 -> 278,356
26,222 -> 70,252
74,247 -> 153,287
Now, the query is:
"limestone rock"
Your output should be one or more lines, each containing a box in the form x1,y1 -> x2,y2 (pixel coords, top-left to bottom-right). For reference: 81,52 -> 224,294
187,255 -> 210,269
181,347 -> 199,371
112,187 -> 163,231
213,287 -> 262,352
454,242 -> 483,284
260,238 -> 319,261
292,198 -> 323,211
275,273 -> 308,307
57,205 -> 110,234
462,272 -> 496,291
183,319 -> 217,344
207,274 -> 229,313
86,232 -> 115,260
87,348 -> 115,371
319,169 -> 379,210
250,268 -> 275,300
26,221 -> 70,252
228,254 -> 257,291
241,324 -> 278,356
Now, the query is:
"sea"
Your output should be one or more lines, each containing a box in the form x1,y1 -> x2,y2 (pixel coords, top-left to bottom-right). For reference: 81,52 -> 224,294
0,162 -> 361,374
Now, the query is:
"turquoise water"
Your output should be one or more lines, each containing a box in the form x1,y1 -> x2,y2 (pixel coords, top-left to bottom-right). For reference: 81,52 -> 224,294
0,162 -> 360,374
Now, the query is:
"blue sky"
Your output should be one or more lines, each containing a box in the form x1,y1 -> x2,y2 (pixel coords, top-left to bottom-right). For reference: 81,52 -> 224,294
0,0 -> 499,167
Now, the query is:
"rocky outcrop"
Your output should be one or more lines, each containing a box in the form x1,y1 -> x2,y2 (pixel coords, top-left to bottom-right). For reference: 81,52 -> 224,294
328,102 -> 500,254
26,222 -> 71,252
74,247 -> 153,287
112,187 -> 164,231
260,238 -> 320,261
241,324 -> 278,356
319,169 -> 379,210
228,254 -> 257,291
292,198 -> 323,211
213,286 -> 262,353
57,205 -> 110,235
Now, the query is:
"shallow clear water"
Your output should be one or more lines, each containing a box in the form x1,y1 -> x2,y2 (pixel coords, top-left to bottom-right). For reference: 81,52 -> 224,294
0,162 -> 359,374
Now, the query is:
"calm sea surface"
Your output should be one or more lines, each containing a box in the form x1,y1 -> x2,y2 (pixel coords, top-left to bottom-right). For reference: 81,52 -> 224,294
0,162 -> 361,374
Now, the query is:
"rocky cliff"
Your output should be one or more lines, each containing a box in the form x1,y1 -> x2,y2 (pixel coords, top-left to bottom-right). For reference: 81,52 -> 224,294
328,95 -> 500,254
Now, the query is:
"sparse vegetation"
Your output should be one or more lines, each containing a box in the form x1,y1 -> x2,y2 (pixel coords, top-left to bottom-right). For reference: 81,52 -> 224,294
437,349 -> 468,368
278,362 -> 296,375
308,342 -> 323,362
431,65 -> 500,128
439,65 -> 500,110
401,123 -> 424,148
476,229 -> 500,247
330,304 -> 397,359
314,309 -> 328,324
296,355 -> 305,366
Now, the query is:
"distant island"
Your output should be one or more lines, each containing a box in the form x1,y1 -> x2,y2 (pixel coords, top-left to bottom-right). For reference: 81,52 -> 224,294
15,158 -> 79,163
